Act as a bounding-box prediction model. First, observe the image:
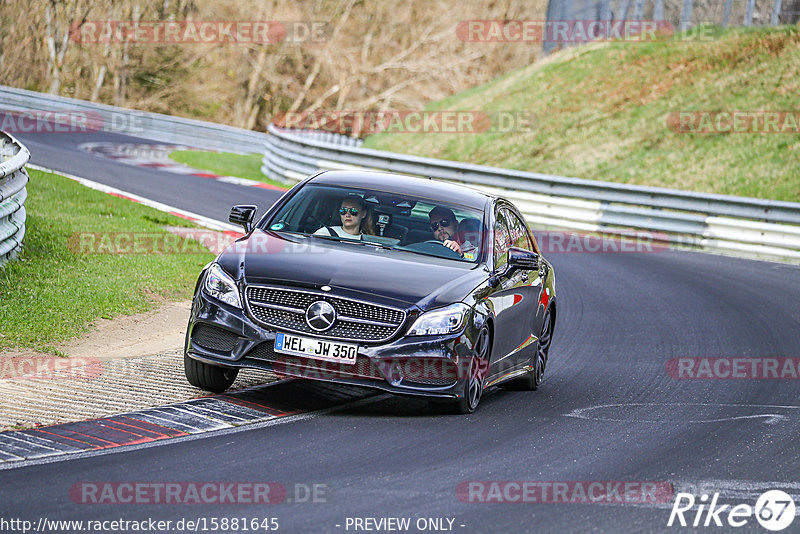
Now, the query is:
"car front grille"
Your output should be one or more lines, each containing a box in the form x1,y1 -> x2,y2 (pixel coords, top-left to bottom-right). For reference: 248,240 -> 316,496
191,324 -> 240,352
245,286 -> 406,343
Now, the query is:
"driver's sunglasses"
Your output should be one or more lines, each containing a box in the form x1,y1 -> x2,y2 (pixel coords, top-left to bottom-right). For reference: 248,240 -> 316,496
339,207 -> 359,216
430,219 -> 453,231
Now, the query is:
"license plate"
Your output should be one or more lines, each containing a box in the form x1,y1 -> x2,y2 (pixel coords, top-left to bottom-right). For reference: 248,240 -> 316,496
274,332 -> 358,365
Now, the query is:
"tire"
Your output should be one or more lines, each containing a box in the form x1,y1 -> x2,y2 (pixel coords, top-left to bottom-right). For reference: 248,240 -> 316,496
500,306 -> 553,391
429,326 -> 490,415
184,353 -> 239,393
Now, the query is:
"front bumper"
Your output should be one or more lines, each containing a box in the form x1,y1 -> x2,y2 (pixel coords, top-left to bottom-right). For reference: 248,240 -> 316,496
185,291 -> 475,399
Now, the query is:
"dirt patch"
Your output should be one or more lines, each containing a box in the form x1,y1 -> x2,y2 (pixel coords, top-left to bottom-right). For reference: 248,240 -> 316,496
63,300 -> 191,360
1,300 -> 191,362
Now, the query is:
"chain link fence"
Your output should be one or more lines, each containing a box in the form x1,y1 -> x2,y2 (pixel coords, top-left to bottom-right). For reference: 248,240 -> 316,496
544,0 -> 800,52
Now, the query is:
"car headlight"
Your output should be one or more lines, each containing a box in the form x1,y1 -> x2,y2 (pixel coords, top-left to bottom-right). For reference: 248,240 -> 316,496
203,263 -> 242,308
407,303 -> 470,336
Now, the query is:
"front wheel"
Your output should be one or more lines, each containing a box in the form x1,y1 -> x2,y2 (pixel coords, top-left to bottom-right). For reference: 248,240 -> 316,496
429,326 -> 490,414
184,353 -> 239,393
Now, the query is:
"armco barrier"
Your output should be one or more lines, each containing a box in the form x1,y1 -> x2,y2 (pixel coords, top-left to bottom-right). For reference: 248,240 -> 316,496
262,125 -> 800,261
0,86 -> 267,154
2,83 -> 797,261
0,132 -> 30,266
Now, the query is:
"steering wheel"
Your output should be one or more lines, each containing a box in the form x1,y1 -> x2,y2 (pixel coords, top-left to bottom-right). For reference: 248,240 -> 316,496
295,214 -> 325,234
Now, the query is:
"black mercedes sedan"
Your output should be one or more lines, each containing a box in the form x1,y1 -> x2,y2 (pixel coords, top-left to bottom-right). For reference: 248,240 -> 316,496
184,170 -> 556,413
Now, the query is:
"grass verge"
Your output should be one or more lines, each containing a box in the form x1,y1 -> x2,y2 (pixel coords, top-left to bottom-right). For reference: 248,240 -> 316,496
0,169 -> 214,353
362,25 -> 800,203
169,150 -> 288,189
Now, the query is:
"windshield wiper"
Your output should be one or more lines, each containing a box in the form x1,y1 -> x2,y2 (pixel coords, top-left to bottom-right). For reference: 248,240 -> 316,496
360,240 -> 395,251
312,234 -> 346,242
313,234 -> 395,251
312,234 -> 365,244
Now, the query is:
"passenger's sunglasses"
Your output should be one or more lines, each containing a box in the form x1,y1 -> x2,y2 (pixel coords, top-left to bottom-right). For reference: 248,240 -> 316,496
339,207 -> 360,216
430,219 -> 453,231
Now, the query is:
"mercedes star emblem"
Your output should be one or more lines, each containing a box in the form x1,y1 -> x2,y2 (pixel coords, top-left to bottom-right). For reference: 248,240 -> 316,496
306,300 -> 336,331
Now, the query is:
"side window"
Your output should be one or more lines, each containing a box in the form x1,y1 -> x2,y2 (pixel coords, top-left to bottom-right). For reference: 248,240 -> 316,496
493,210 -> 512,269
503,208 -> 535,252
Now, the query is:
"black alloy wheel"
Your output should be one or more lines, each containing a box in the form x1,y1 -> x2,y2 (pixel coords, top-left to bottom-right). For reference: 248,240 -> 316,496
430,326 -> 490,414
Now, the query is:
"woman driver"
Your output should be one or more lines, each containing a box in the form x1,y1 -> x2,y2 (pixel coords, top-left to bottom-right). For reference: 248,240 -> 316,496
314,196 -> 374,239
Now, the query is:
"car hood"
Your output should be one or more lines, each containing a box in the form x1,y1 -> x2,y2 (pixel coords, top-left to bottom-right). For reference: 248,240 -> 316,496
217,230 -> 487,309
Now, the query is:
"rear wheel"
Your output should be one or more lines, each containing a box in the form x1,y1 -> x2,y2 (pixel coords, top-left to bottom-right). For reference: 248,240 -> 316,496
429,326 -> 490,414
184,353 -> 239,393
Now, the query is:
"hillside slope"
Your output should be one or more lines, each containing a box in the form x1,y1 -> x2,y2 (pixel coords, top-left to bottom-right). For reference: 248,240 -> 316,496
363,26 -> 800,202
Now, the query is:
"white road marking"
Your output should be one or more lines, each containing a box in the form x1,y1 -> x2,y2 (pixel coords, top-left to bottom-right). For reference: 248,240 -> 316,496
565,402 -> 800,424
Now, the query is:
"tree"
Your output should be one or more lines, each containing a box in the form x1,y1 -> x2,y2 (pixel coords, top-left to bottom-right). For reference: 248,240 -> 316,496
44,0 -> 88,94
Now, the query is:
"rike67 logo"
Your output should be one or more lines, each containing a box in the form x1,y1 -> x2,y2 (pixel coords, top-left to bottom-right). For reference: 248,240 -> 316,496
668,490 -> 796,531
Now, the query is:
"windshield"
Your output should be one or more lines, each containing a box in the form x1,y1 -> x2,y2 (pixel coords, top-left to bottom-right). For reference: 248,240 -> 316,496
263,183 -> 485,263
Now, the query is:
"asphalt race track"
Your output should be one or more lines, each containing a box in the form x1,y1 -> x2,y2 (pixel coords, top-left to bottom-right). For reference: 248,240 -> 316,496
2,129 -> 800,533
13,130 -> 286,222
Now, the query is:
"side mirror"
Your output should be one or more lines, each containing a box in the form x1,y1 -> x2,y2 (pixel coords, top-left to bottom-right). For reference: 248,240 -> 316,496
229,205 -> 257,233
508,247 -> 540,269
489,247 -> 540,288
